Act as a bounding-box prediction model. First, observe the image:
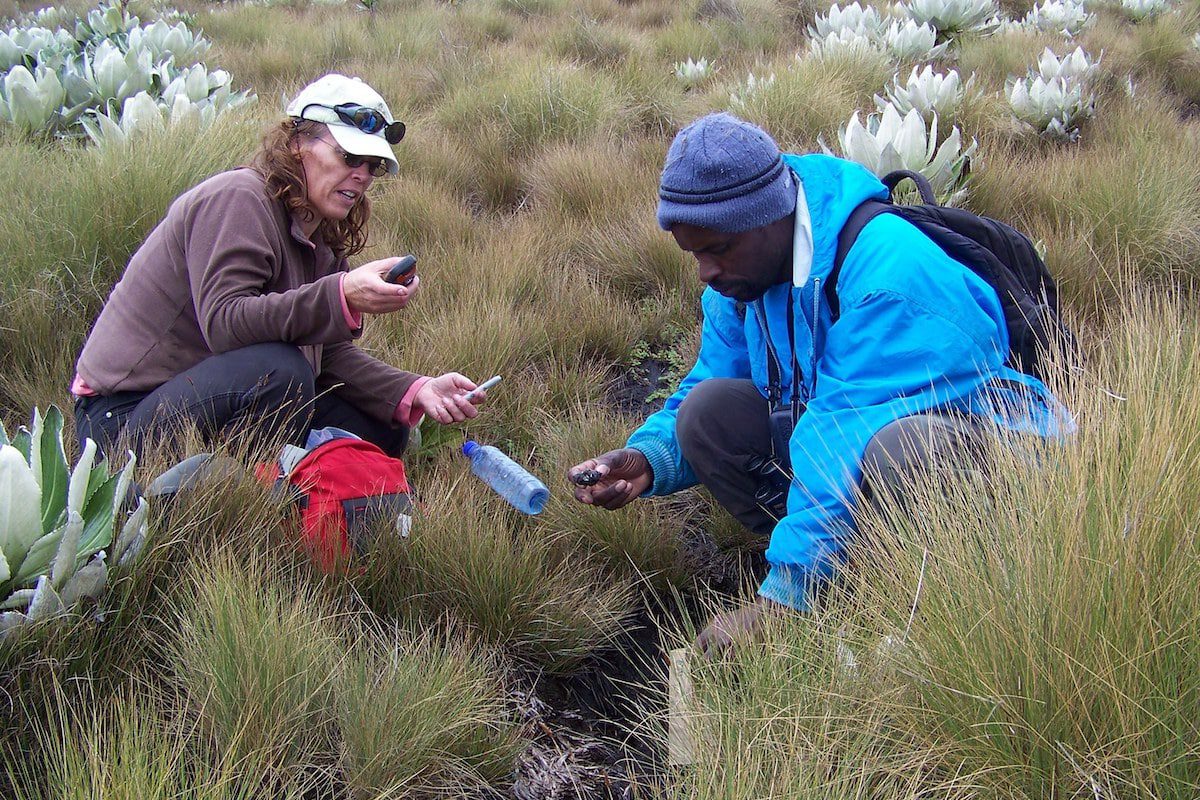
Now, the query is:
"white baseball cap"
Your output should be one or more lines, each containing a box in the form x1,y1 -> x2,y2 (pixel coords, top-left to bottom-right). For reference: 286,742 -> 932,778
285,74 -> 402,175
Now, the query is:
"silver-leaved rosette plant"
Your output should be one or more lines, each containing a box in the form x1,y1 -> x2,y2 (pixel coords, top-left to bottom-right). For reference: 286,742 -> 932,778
876,65 -> 976,123
0,406 -> 148,636
827,102 -> 976,203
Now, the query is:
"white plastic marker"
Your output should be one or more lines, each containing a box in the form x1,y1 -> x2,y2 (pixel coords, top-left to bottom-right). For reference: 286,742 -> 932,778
464,375 -> 502,403
667,647 -> 696,767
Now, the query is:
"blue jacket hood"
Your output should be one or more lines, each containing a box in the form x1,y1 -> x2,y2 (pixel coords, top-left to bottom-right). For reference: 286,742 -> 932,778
784,153 -> 888,284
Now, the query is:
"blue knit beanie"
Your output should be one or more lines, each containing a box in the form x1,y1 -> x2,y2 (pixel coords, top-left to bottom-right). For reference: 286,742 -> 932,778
656,112 -> 797,233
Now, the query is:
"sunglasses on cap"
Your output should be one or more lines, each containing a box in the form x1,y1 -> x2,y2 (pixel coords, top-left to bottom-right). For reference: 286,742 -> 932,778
300,102 -> 406,144
312,136 -> 390,177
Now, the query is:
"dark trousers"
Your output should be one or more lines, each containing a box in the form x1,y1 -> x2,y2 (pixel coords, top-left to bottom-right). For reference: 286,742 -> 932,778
74,342 -> 408,460
675,378 -> 990,537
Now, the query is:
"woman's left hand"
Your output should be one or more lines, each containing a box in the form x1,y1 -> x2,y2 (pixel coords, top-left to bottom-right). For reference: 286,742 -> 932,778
414,373 -> 482,424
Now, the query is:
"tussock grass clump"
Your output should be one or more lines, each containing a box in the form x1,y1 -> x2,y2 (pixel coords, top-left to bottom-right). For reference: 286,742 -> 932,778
661,608 -> 947,799
547,13 -> 638,67
388,127 -> 481,204
534,270 -> 653,365
338,627 -> 520,797
955,28 -> 1069,90
1084,11 -> 1200,105
9,686 -> 309,800
845,290 -> 1200,796
380,286 -> 543,384
454,2 -> 519,45
726,51 -> 896,152
437,58 -> 629,160
571,211 -> 696,301
495,0 -> 570,17
204,7 -> 433,92
171,554 -> 342,775
654,0 -> 789,64
522,139 -> 660,225
969,91 -> 1200,306
0,115 -> 260,416
367,175 -> 479,257
370,221 -> 654,395
357,465 -> 636,672
653,18 -> 725,64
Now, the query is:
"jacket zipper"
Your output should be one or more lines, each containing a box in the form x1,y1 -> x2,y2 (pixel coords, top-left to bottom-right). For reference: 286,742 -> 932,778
754,298 -> 785,409
808,278 -> 821,401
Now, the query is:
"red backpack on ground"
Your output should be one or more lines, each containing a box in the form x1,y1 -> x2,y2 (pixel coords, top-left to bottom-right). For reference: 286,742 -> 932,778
261,437 -> 413,571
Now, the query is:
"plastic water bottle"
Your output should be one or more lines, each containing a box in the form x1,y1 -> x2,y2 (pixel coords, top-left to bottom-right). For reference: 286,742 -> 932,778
461,441 -> 550,515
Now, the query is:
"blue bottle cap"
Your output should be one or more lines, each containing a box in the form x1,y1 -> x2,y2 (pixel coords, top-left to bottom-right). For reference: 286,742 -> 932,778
462,440 -> 479,457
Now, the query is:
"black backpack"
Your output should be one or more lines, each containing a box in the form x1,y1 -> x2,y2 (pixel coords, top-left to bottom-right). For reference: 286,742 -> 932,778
830,169 -> 1075,382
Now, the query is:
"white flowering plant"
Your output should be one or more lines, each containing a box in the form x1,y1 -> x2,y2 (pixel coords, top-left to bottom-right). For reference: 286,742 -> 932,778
0,2 -> 253,141
1007,74 -> 1094,140
0,407 -> 147,636
806,27 -> 889,60
878,18 -> 949,60
806,1 -> 946,60
827,102 -> 976,202
876,65 -> 975,123
1007,46 -> 1098,141
808,2 -> 890,38
673,57 -> 716,88
729,71 -> 776,109
1023,0 -> 1093,36
1118,0 -> 1173,21
1034,45 -> 1100,82
901,0 -> 1000,37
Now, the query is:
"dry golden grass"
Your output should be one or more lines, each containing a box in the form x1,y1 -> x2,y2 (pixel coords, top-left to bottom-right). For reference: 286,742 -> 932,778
4,0 -> 1200,794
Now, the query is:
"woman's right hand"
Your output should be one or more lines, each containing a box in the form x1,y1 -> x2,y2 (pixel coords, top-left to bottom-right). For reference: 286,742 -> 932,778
414,373 -> 480,425
344,256 -> 420,314
567,448 -> 653,510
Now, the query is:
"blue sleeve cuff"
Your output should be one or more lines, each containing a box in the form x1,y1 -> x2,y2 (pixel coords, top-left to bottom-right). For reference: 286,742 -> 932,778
758,564 -> 818,612
625,435 -> 680,497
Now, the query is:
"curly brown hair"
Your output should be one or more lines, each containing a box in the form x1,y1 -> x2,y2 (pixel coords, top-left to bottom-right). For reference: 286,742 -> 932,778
250,119 -> 371,258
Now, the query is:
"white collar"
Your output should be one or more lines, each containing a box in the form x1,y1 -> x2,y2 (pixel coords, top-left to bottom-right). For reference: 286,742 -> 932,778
792,175 -> 814,288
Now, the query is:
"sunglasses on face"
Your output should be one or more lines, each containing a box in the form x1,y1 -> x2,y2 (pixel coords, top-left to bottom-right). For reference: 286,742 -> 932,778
301,102 -> 406,144
314,136 -> 390,177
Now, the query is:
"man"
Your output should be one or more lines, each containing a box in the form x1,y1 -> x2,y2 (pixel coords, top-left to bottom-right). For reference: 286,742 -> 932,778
568,112 -> 1069,657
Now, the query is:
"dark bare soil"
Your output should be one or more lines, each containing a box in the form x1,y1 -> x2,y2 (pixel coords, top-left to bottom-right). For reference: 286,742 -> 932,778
506,360 -> 768,799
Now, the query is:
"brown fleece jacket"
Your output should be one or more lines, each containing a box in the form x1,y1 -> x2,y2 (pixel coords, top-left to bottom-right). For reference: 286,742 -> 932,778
75,168 -> 419,424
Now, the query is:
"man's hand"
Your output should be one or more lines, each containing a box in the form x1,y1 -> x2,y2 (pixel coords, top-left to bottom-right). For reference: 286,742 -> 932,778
414,373 -> 480,425
344,257 -> 421,315
567,448 -> 653,510
694,595 -> 784,660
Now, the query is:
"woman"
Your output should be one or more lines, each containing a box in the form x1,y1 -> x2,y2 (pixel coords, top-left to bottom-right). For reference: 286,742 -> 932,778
73,73 -> 482,459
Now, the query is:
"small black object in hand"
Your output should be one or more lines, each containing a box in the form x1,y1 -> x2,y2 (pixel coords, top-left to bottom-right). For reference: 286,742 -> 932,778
385,255 -> 417,286
571,469 -> 602,486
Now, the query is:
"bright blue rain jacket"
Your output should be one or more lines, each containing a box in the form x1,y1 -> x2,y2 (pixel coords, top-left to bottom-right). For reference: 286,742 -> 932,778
627,154 -> 1072,610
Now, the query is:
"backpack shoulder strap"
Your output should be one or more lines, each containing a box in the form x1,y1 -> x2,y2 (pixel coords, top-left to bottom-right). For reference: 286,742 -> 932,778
826,170 -> 935,318
828,198 -> 892,318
